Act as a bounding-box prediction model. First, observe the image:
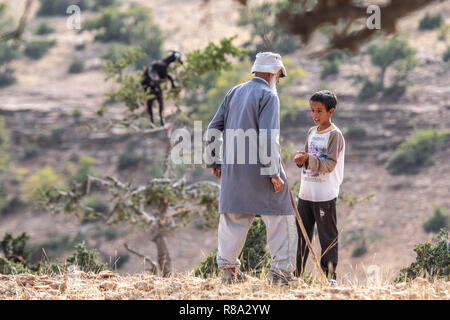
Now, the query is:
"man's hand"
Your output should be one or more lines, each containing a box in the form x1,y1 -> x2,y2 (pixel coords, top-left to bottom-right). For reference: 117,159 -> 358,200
294,151 -> 309,166
210,166 -> 221,179
271,176 -> 284,193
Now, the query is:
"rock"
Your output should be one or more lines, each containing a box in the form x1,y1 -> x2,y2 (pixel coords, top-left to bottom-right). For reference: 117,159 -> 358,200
133,281 -> 154,291
99,270 -> 116,279
395,282 -> 407,289
200,281 -> 214,291
253,291 -> 269,298
99,281 -> 118,291
290,290 -> 306,299
104,292 -> 122,300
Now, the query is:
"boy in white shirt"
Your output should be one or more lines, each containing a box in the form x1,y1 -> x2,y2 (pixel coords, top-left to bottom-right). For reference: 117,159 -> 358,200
293,90 -> 345,284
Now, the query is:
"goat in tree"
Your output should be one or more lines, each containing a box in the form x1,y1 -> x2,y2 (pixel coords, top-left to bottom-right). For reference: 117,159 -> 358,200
141,51 -> 183,126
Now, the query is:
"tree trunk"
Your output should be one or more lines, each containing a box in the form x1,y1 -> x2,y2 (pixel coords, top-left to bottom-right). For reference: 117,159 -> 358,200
153,233 -> 172,277
163,125 -> 173,178
380,67 -> 386,89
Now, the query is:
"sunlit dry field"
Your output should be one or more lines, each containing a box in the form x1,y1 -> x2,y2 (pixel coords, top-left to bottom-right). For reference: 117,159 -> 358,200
0,271 -> 448,300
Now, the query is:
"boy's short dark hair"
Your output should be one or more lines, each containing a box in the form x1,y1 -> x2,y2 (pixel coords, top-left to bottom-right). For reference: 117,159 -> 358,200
310,90 -> 338,111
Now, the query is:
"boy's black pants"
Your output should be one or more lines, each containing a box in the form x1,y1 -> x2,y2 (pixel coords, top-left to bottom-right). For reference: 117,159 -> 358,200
295,197 -> 338,279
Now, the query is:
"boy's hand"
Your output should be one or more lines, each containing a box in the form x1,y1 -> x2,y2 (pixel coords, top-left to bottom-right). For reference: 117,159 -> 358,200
271,176 -> 284,193
294,151 -> 309,166
210,166 -> 221,179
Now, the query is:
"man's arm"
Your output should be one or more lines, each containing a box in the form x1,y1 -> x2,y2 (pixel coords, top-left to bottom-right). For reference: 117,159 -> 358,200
204,90 -> 230,170
304,130 -> 344,173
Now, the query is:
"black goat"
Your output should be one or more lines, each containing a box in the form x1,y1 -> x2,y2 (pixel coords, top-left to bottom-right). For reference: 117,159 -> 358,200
141,51 -> 183,126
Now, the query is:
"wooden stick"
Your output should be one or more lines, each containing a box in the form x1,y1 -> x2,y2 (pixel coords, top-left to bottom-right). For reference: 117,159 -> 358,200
280,157 -> 329,284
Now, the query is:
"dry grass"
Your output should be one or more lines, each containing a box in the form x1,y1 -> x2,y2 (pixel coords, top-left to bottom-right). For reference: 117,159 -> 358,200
0,271 -> 448,300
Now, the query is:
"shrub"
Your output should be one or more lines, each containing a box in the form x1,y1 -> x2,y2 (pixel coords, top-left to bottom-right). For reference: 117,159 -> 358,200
345,126 -> 366,140
0,256 -> 27,274
437,23 -> 449,41
358,79 -> 383,101
387,129 -> 450,175
320,51 -> 346,79
0,233 -> 109,275
22,142 -> 40,160
83,6 -> 162,46
423,206 -> 449,233
146,150 -> 165,178
72,109 -> 82,121
82,195 -> 109,223
418,13 -> 443,30
23,165 -> 63,204
101,42 -> 134,63
34,20 -> 55,35
395,228 -> 449,282
85,6 -> 163,68
65,242 -> 108,273
194,218 -> 270,278
93,226 -> 121,241
351,238 -> 367,257
0,116 -> 10,169
37,0 -> 89,16
75,43 -> 86,51
118,136 -> 147,171
68,57 -> 84,73
24,39 -> 56,60
355,36 -> 416,101
0,68 -> 15,87
443,47 -> 450,62
0,42 -> 20,87
72,155 -> 96,184
0,233 -> 30,259
0,196 -> 25,216
27,233 -> 83,263
90,0 -> 118,11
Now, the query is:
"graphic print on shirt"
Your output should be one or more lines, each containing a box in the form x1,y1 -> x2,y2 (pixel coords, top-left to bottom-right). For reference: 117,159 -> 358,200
303,133 -> 328,181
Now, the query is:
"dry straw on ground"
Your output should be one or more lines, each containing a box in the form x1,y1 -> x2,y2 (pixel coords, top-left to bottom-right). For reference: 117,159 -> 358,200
0,271 -> 448,300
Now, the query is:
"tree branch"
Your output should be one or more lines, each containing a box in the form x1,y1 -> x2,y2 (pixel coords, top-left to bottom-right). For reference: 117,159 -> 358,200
123,243 -> 158,274
276,0 -> 437,57
165,204 -> 210,219
0,0 -> 33,42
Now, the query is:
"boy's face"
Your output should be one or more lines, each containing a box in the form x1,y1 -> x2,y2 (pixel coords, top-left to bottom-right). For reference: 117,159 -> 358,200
310,101 -> 334,127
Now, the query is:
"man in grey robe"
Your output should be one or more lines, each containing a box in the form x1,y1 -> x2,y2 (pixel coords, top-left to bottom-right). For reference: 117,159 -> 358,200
204,52 -> 298,285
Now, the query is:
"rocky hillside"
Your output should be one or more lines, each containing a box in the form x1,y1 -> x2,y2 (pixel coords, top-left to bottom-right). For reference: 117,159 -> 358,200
0,0 -> 449,283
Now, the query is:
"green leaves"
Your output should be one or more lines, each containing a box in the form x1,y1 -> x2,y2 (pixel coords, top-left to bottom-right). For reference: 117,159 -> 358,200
396,228 -> 449,282
102,36 -> 244,130
175,36 -> 245,93
354,36 -> 417,101
387,129 -> 450,175
423,206 -> 449,234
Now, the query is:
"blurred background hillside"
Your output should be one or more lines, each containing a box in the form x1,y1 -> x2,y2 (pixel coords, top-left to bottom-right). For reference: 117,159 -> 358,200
0,0 -> 448,283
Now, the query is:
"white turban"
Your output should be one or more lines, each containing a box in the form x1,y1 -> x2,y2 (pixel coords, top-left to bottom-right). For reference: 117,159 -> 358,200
251,52 -> 287,78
